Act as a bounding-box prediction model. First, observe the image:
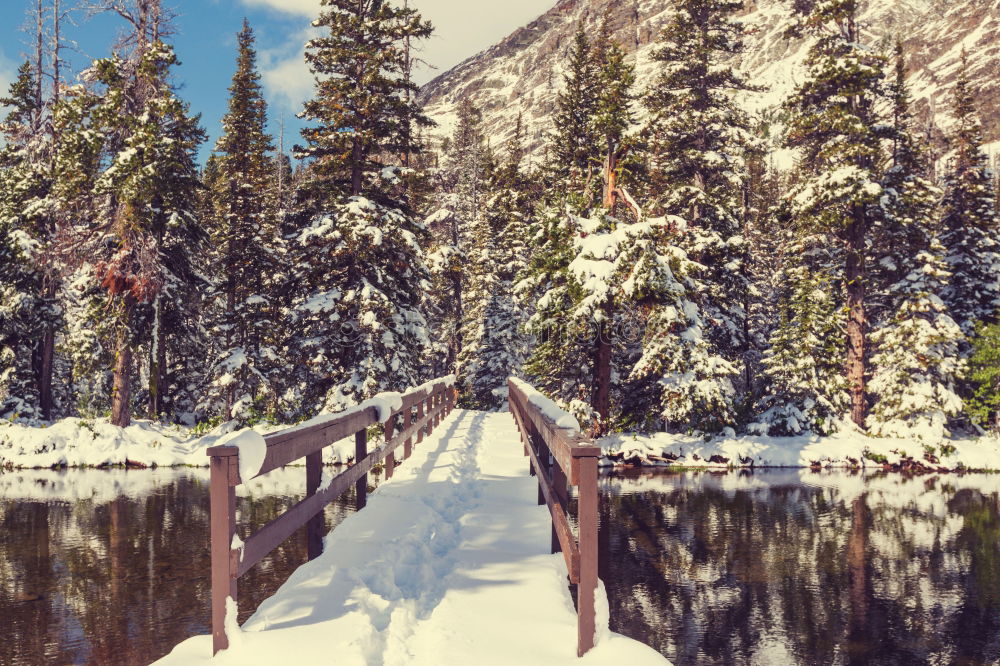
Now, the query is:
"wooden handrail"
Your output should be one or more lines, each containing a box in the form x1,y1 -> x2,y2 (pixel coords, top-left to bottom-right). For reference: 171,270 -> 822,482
208,377 -> 457,655
507,377 -> 601,658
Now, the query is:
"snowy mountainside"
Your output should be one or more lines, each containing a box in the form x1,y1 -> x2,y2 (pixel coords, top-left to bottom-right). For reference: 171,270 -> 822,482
418,0 -> 1000,161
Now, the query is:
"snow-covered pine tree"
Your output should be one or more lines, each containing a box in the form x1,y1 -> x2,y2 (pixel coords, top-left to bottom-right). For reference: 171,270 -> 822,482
0,64 -> 49,419
641,0 -> 755,416
753,266 -> 849,435
59,37 -> 206,427
866,44 -> 965,440
460,117 -> 531,410
586,28 -> 638,428
201,20 -> 281,423
624,215 -> 739,433
521,32 -> 631,428
285,0 -> 434,415
939,50 -> 1000,336
783,0 -> 890,429
868,238 -> 965,440
547,21 -> 601,200
425,99 -> 490,378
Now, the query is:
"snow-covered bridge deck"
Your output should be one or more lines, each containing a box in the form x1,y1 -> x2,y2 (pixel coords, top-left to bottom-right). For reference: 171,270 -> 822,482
157,409 -> 667,665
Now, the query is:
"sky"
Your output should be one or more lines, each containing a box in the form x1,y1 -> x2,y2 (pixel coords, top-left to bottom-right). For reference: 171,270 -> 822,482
0,0 -> 552,161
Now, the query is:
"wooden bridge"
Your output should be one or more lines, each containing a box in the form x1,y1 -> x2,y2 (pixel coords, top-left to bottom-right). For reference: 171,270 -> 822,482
201,376 -> 604,660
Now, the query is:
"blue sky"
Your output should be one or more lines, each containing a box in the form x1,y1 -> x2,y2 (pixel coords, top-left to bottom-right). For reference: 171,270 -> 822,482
0,0 -> 552,162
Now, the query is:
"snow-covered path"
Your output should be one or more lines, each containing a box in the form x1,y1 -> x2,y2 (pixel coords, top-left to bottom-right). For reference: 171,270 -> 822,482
157,409 -> 668,665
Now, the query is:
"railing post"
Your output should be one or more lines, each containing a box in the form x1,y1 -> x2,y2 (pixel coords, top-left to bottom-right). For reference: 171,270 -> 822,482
577,455 -> 599,657
355,429 -> 368,510
210,453 -> 238,655
403,401 -> 413,460
306,451 -> 323,560
416,398 -> 425,445
384,412 -> 396,480
551,460 -> 567,555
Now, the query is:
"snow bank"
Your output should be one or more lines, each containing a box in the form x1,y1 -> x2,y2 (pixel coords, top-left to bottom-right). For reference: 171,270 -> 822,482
601,429 -> 1000,471
156,410 -> 667,666
510,377 -> 580,431
0,379 -> 458,471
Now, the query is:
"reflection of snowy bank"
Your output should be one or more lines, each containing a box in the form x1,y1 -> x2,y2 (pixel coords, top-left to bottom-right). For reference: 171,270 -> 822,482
0,466 -> 362,503
601,468 -> 1000,519
601,430 -> 1000,472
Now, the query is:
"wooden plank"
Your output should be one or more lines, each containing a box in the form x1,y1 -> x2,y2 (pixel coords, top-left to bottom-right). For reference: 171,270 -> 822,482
256,407 -> 378,480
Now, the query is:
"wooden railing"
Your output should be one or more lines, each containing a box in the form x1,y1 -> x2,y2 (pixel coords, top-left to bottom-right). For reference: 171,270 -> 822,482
507,377 -> 602,657
206,377 -> 457,654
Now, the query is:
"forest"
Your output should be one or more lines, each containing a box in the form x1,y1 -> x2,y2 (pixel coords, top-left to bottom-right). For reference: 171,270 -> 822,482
1,0 -> 999,443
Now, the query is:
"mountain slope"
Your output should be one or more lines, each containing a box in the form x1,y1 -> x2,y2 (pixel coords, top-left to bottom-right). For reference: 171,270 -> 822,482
418,0 -> 1000,163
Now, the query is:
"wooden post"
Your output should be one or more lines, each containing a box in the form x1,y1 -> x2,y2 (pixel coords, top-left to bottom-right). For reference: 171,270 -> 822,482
416,398 -> 425,445
210,454 -> 238,655
384,412 -> 395,480
552,460 -> 567,555
305,451 -> 323,560
403,402 -> 413,460
577,456 -> 599,657
355,430 -> 368,510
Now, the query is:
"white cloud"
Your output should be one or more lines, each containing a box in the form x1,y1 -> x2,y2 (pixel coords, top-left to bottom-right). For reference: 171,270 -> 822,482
240,0 -> 552,111
258,27 -> 317,111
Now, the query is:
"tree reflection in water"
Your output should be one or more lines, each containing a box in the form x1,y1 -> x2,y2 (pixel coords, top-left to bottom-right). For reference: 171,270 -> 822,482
599,469 -> 1000,665
0,468 -> 367,665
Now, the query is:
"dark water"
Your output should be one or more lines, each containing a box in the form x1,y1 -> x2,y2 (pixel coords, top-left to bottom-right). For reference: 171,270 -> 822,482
599,469 -> 1000,665
0,467 -> 372,665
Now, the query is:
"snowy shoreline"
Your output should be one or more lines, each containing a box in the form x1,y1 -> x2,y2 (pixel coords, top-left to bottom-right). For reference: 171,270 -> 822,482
5,413 -> 1000,473
600,429 -> 1000,473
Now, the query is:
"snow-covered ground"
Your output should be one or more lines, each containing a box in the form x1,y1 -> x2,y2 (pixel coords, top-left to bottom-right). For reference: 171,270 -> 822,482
155,410 -> 667,665
601,428 -> 1000,471
7,410 -> 1000,473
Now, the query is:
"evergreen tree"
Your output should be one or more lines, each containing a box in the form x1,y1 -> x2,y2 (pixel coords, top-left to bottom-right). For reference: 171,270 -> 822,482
868,239 -> 965,440
426,100 -> 490,377
642,0 -> 756,418
284,0 -> 434,414
460,121 -> 531,409
783,0 -> 890,429
0,64 -> 49,418
939,51 -> 1000,336
754,268 -> 848,435
965,322 -> 1000,431
548,22 -> 601,196
201,20 -> 281,423
866,45 -> 965,439
59,40 -> 206,427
